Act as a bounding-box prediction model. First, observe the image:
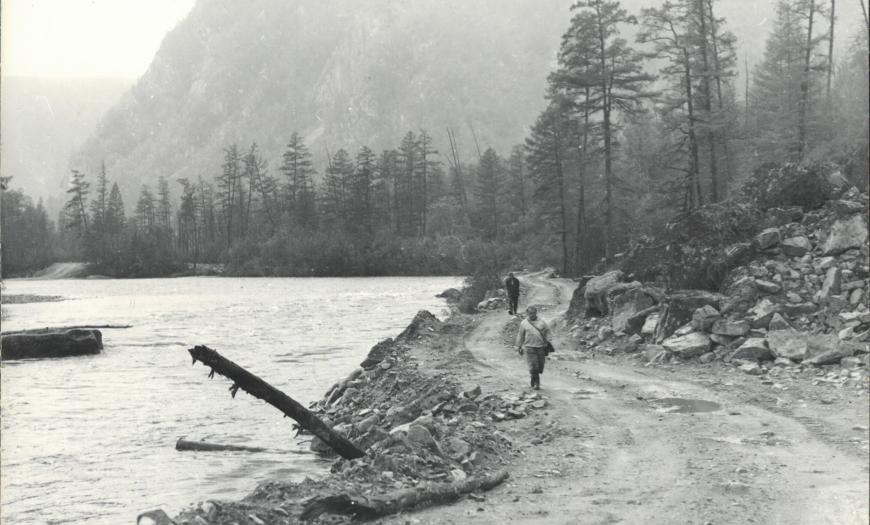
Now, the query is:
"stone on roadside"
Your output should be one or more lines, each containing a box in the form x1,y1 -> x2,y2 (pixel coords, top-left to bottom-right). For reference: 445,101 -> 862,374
817,267 -> 842,302
755,279 -> 782,294
711,319 -> 750,337
730,338 -> 773,361
584,270 -> 624,315
748,298 -> 779,329
739,362 -> 764,375
803,345 -> 854,366
710,333 -> 735,347
698,351 -> 716,364
768,313 -> 792,331
849,288 -> 864,306
773,357 -> 795,367
840,356 -> 863,368
692,305 -> 721,331
641,312 -> 660,336
767,329 -> 839,362
662,332 -> 712,358
754,228 -> 781,250
640,344 -> 668,363
821,214 -> 869,255
781,236 -> 813,257
598,325 -> 614,341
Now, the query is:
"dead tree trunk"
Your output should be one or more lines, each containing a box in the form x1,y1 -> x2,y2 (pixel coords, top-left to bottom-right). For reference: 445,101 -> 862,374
175,438 -> 267,453
187,345 -> 366,460
300,469 -> 509,521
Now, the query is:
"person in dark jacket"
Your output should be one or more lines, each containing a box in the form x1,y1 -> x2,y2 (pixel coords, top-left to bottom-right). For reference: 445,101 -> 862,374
504,272 -> 520,315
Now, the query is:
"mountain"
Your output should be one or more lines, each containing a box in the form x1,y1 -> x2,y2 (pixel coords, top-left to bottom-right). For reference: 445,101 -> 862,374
1,76 -> 130,215
72,0 -> 572,204
71,0 -> 866,207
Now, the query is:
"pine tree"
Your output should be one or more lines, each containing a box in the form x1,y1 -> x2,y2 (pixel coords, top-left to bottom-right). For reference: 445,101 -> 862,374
474,148 -> 504,241
89,162 -> 110,262
135,185 -> 157,232
64,169 -> 91,241
321,149 -> 353,230
555,0 -> 654,261
217,144 -> 242,247
349,146 -> 377,236
280,132 -> 317,227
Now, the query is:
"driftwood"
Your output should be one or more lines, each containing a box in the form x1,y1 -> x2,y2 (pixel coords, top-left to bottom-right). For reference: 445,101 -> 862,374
1,324 -> 131,335
300,469 -> 510,521
188,345 -> 366,460
175,438 -> 267,453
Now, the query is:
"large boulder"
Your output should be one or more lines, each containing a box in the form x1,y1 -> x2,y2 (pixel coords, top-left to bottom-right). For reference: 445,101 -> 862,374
753,228 -> 781,250
781,236 -> 813,257
803,346 -> 855,366
766,329 -> 839,362
609,286 -> 658,333
1,328 -> 103,360
584,270 -> 624,315
654,290 -> 722,342
662,332 -> 712,358
730,338 -> 774,361
821,214 -> 868,255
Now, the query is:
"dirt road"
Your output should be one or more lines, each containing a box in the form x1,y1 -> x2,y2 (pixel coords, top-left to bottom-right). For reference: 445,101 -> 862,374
386,271 -> 869,525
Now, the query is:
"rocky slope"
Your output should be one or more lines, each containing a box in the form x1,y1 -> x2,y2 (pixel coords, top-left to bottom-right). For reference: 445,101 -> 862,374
567,166 -> 869,386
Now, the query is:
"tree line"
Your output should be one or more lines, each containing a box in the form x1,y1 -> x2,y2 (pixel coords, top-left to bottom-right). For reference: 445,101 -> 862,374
2,0 -> 867,279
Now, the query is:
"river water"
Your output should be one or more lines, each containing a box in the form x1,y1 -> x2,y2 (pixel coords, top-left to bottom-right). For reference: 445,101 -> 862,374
0,276 -> 461,524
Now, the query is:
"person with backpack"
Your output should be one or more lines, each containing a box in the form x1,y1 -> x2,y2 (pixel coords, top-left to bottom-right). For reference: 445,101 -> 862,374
515,305 -> 551,390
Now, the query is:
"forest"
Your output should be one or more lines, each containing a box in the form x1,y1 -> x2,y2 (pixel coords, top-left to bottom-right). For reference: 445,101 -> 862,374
2,0 -> 868,281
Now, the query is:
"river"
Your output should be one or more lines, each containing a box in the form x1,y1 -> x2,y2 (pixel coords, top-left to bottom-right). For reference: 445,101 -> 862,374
0,276 -> 461,524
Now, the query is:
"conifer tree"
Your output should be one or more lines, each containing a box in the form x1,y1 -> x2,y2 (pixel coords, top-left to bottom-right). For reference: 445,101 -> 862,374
474,148 -> 504,241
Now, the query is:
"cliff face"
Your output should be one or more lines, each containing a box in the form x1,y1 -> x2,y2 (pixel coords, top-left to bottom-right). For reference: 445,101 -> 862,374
72,0 -> 570,202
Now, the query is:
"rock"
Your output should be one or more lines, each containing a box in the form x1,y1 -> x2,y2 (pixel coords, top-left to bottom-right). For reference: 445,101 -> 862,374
840,340 -> 870,355
641,313 -> 660,336
767,329 -> 839,362
463,385 -> 482,399
849,288 -> 864,306
698,351 -> 716,363
773,357 -> 795,367
691,305 -> 721,331
618,334 -> 644,353
444,437 -> 471,460
754,228 -> 781,249
786,292 -> 803,303
739,362 -> 764,375
781,302 -> 818,317
357,414 -> 380,433
815,256 -> 837,270
730,338 -> 774,361
436,288 -> 463,302
609,286 -> 656,333
397,310 -> 442,340
597,325 -> 614,341
584,270 -> 624,315
662,332 -> 712,358
477,296 -> 505,311
830,199 -> 865,216
821,214 -> 869,255
840,356 -> 863,368
804,345 -> 854,366
361,338 -> 396,369
711,319 -> 750,337
654,290 -> 722,342
406,424 -> 437,449
768,313 -> 792,331
781,236 -> 812,257
825,170 -> 851,192
710,333 -> 735,347
817,267 -> 842,301
0,328 -> 103,360
755,279 -> 782,294
640,344 -> 668,363
748,298 -> 779,329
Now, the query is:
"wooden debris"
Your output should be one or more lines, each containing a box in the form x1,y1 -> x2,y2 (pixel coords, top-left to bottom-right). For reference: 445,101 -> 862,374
299,469 -> 509,521
175,438 -> 267,453
187,345 -> 366,460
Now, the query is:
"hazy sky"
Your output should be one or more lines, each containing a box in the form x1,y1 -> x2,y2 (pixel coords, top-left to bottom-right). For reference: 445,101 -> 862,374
1,0 -> 195,78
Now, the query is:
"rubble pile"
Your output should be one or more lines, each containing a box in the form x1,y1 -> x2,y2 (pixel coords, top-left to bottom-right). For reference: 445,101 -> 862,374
568,182 -> 869,385
173,311 -> 547,524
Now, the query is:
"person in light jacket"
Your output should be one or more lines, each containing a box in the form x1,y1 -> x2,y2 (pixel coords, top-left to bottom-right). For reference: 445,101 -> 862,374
515,305 -> 550,389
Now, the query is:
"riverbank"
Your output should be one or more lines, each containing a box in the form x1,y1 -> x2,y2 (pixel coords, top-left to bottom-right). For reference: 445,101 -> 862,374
164,270 -> 867,525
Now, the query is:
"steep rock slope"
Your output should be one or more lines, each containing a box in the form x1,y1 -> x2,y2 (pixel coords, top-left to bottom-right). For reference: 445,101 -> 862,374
73,0 -> 570,203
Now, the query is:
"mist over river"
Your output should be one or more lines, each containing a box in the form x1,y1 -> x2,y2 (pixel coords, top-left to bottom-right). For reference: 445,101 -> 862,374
0,276 -> 461,524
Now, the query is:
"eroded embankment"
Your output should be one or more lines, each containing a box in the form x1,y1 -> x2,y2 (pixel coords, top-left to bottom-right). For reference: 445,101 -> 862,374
170,310 -> 547,524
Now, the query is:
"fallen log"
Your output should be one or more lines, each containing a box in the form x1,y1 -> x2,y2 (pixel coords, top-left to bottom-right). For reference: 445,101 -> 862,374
300,469 -> 510,521
1,329 -> 103,360
187,345 -> 366,460
175,438 -> 267,453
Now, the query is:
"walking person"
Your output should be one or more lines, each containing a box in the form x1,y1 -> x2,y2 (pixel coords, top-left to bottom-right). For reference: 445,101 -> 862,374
515,306 -> 550,389
504,272 -> 520,315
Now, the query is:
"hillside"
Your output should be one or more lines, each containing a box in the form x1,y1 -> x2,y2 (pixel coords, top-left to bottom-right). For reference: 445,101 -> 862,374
0,76 -> 130,215
72,0 -> 571,204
